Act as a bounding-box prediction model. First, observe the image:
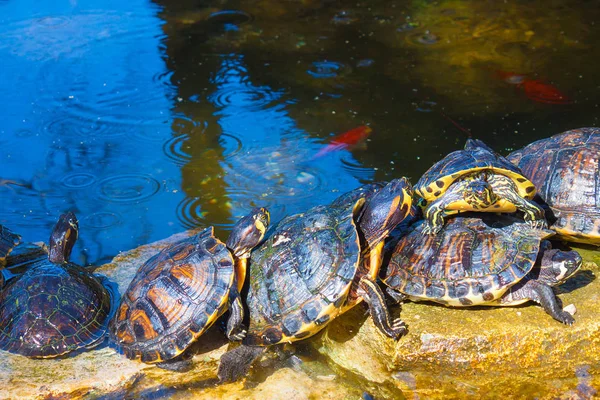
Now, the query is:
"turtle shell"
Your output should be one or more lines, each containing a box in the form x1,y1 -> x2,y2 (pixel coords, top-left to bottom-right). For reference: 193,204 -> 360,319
381,216 -> 554,306
415,139 -> 536,202
0,225 -> 21,268
507,128 -> 600,244
110,227 -> 235,363
0,259 -> 112,358
242,198 -> 363,346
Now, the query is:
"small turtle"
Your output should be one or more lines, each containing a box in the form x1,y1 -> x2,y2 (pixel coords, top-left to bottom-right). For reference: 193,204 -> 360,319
507,127 -> 600,244
415,138 -> 546,235
0,225 -> 21,288
0,225 -> 21,269
381,215 -> 582,325
218,178 -> 413,382
109,207 -> 269,371
0,212 -> 115,358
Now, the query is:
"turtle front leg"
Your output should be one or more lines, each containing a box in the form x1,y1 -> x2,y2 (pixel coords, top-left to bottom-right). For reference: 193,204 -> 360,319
502,280 -> 574,325
422,187 -> 464,235
358,277 -> 407,340
226,281 -> 247,341
488,175 -> 547,228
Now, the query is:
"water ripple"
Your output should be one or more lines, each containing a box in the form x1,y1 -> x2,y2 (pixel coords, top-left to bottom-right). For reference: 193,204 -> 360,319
62,173 -> 97,189
81,211 -> 122,229
96,174 -> 161,203
208,84 -> 282,112
306,61 -> 350,79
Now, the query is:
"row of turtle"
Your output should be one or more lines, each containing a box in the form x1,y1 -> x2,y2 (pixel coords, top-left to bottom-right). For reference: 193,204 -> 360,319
0,127 -> 597,382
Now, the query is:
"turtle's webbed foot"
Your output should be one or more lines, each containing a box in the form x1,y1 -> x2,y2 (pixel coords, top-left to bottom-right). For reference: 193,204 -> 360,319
227,328 -> 247,341
389,318 -> 408,340
421,222 -> 442,236
556,310 -> 575,326
524,217 -> 547,230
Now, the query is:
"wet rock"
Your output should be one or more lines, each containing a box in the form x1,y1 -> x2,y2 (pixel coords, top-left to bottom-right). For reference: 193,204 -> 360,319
315,246 -> 600,399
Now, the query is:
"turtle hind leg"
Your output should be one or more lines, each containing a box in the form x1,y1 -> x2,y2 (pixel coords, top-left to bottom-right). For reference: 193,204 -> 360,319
156,351 -> 194,372
504,280 -> 575,325
218,345 -> 266,383
487,174 -> 547,228
359,277 -> 407,340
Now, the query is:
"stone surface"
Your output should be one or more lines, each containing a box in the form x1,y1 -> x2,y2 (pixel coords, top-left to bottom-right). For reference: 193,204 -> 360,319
316,245 -> 600,400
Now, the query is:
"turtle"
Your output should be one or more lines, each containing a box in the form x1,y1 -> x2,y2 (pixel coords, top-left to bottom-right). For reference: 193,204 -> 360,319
0,225 -> 21,269
0,212 -> 115,358
0,225 -> 21,288
109,207 -> 270,371
218,178 -> 413,382
415,138 -> 546,235
381,215 -> 582,325
507,127 -> 600,245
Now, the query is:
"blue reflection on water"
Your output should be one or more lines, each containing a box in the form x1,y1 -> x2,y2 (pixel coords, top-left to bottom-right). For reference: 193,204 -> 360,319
0,0 -> 373,265
0,0 -> 181,264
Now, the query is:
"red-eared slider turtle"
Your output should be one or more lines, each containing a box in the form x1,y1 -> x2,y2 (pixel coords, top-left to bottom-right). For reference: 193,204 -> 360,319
415,138 -> 546,235
507,127 -> 600,244
218,178 -> 413,382
381,215 -> 582,325
109,207 -> 270,371
0,212 -> 114,358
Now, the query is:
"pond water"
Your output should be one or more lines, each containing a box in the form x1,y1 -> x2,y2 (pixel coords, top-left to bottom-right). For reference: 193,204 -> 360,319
2,0 -> 600,266
2,0 -> 600,397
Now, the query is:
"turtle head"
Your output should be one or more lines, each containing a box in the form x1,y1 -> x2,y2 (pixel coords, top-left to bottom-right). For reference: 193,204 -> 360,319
49,211 -> 79,264
226,207 -> 270,258
358,177 -> 413,246
463,179 -> 498,209
538,248 -> 582,286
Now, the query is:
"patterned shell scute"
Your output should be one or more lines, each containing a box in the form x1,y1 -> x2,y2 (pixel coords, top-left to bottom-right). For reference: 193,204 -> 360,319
507,127 -> 600,243
383,217 -> 552,305
0,260 -> 112,358
110,227 -> 234,363
243,202 -> 360,346
416,139 -> 532,201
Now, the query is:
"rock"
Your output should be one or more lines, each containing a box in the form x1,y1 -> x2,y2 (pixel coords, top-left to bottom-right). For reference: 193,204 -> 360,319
315,245 -> 600,399
0,231 -> 373,399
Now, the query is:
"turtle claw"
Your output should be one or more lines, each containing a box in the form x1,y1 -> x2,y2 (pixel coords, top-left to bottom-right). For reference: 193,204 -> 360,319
390,318 -> 408,340
558,311 -> 575,326
228,329 -> 247,341
525,218 -> 547,230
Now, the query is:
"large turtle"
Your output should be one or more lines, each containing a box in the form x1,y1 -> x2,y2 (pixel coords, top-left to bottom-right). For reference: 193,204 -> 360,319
507,127 -> 600,244
109,207 -> 269,371
415,138 -> 546,235
0,212 -> 115,358
381,215 -> 582,325
218,178 -> 413,382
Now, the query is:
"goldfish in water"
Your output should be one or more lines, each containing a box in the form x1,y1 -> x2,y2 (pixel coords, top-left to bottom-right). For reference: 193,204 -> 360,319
495,70 -> 572,105
312,125 -> 372,159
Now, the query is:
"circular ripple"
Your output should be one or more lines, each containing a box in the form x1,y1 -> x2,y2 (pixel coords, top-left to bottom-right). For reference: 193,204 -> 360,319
208,85 -> 281,112
163,133 -> 242,166
340,159 -> 376,181
207,9 -> 253,26
82,212 -> 122,229
414,100 -> 437,112
407,31 -> 440,45
62,172 -> 97,188
306,61 -> 349,79
36,16 -> 71,28
96,174 -> 161,203
44,115 -> 125,138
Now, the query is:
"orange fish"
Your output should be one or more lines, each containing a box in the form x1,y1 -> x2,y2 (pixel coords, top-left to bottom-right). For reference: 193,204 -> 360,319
495,70 -> 572,104
520,79 -> 572,104
312,125 -> 372,159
